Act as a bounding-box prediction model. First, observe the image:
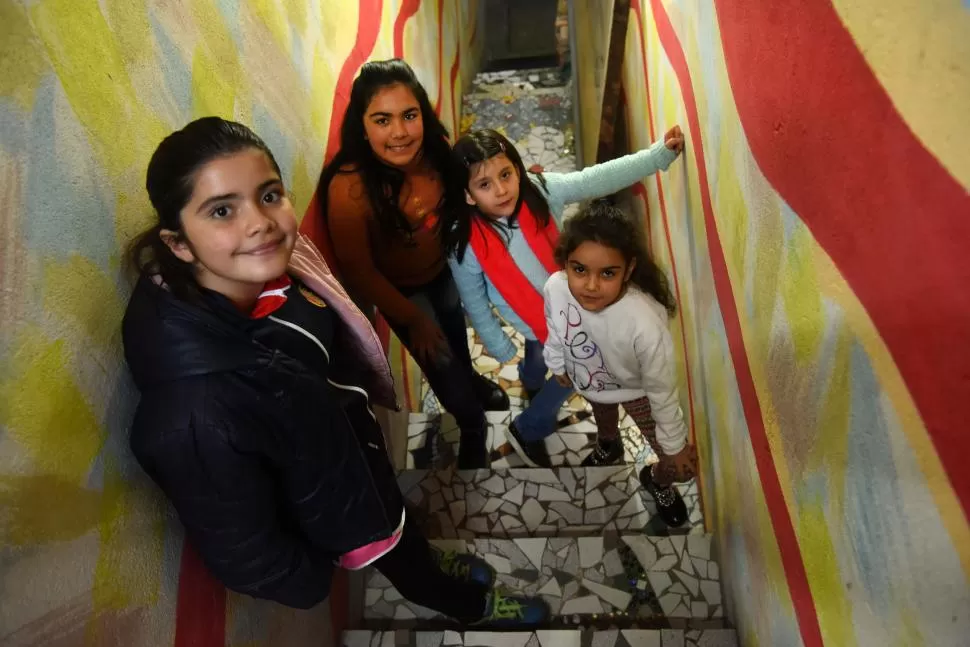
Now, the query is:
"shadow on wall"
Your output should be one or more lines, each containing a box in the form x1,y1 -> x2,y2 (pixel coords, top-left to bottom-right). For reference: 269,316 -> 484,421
0,1 -> 481,645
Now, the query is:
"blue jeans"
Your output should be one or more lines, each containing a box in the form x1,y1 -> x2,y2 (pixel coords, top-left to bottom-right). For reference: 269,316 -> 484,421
513,340 -> 574,442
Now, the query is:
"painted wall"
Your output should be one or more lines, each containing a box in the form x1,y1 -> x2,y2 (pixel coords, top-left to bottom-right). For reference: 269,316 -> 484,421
618,1 -> 970,646
0,1 -> 479,645
572,0 -> 614,165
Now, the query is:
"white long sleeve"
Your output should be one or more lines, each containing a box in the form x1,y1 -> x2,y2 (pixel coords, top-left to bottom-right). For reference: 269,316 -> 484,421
633,322 -> 688,455
543,272 -> 688,455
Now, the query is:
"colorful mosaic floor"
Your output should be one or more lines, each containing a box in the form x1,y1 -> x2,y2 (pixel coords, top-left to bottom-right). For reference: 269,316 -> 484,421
398,466 -> 704,538
342,629 -> 738,647
363,535 -> 723,628
412,328 -> 655,470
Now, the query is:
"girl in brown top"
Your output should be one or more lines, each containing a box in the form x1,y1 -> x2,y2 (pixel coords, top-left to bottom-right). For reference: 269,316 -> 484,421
313,59 -> 507,469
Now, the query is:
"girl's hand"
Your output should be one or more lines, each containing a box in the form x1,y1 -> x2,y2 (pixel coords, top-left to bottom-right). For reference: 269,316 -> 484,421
664,126 -> 684,154
409,315 -> 451,365
554,373 -> 572,387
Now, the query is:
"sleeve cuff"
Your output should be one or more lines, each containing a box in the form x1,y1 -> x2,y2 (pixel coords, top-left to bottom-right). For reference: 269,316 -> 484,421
650,139 -> 679,171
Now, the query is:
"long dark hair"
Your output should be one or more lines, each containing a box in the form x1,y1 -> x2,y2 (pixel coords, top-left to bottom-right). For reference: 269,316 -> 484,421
127,117 -> 282,301
554,200 -> 677,315
316,58 -> 461,243
444,129 -> 551,262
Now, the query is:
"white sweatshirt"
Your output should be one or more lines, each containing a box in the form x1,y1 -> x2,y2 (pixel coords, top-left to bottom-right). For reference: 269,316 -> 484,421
542,271 -> 688,455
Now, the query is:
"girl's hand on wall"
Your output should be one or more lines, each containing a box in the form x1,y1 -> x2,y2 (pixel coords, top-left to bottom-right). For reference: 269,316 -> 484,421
664,126 -> 684,154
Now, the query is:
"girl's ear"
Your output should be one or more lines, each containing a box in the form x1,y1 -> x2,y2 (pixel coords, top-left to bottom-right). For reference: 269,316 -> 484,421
160,229 -> 196,264
465,189 -> 477,206
624,257 -> 637,282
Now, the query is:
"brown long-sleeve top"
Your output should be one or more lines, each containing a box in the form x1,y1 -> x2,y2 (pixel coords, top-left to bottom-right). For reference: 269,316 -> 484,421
326,162 -> 446,326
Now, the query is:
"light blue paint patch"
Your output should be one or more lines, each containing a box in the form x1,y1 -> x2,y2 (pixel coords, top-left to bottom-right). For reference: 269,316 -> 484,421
150,12 -> 191,123
23,77 -> 115,267
843,340 -> 904,615
253,104 -> 294,188
695,0 -> 723,181
0,98 -> 28,154
779,199 -> 802,245
291,29 -> 310,86
215,0 -> 243,45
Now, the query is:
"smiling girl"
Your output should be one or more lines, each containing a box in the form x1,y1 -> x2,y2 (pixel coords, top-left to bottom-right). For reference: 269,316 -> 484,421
123,117 -> 547,625
314,59 -> 507,469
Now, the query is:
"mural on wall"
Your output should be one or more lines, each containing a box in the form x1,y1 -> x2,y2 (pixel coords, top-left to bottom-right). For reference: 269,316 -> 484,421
0,1 -> 478,645
619,0 -> 970,645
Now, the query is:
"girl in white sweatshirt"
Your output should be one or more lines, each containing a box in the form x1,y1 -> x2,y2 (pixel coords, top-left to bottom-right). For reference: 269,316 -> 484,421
542,200 -> 697,526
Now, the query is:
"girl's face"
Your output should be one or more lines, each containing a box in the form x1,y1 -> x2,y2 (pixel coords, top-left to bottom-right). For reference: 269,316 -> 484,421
363,83 -> 424,168
465,153 -> 521,219
162,149 -> 298,309
565,241 -> 636,312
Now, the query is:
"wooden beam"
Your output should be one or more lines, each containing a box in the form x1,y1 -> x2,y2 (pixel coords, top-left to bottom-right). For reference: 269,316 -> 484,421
595,0 -> 631,163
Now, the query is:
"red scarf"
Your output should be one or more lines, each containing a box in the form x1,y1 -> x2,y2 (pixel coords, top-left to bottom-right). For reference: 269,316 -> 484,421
468,202 -> 559,342
250,275 -> 292,318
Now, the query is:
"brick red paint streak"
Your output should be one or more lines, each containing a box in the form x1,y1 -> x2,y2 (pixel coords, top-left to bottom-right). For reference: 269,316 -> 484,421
173,543 -> 225,647
713,1 -> 970,518
636,0 -> 825,644
300,0 -> 384,269
450,13 -> 462,132
623,10 -> 697,450
393,0 -> 422,58
435,0 -> 445,115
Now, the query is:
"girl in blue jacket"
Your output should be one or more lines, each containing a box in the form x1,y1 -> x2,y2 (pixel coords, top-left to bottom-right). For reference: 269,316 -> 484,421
444,128 -> 683,467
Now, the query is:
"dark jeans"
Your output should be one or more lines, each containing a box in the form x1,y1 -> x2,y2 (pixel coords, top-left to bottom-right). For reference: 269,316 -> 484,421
389,270 -> 488,441
372,521 -> 488,621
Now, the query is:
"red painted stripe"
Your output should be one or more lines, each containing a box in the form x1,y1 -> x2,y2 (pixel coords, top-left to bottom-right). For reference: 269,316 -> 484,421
434,0 -> 445,116
449,13 -> 462,133
393,0 -> 421,58
713,1 -> 970,517
173,542 -> 226,647
636,1 -> 824,644
626,5 -> 697,450
300,0 -> 384,267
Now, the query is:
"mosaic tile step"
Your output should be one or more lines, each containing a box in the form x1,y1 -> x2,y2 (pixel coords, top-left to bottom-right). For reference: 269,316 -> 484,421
399,466 -> 703,538
405,410 -> 653,471
342,628 -> 738,647
362,535 -> 724,630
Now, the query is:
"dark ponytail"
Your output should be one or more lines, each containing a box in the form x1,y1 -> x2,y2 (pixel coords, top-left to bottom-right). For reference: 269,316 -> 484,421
554,199 -> 677,315
127,117 -> 281,300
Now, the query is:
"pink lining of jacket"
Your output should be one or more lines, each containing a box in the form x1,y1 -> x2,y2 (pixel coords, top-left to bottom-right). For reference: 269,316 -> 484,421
287,234 -> 398,411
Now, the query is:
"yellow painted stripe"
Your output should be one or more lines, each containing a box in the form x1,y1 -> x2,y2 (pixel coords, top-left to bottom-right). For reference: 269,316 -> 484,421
830,0 -> 970,191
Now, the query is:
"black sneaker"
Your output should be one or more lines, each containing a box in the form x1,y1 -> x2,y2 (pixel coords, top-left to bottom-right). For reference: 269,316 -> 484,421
471,590 -> 550,628
580,440 -> 624,466
432,547 -> 495,588
639,464 -> 688,527
473,373 -> 510,411
505,422 -> 552,468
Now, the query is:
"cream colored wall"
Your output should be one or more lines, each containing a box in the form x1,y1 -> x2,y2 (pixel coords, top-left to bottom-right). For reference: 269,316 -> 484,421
572,0 -> 614,165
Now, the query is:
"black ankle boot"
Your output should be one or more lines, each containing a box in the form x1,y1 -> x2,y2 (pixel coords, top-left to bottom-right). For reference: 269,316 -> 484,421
457,431 -> 489,469
473,374 -> 510,411
639,465 -> 688,527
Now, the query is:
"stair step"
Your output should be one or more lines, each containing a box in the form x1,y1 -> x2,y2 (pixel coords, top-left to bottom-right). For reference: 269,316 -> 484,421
363,535 -> 724,629
406,407 -> 654,470
399,466 -> 703,538
343,628 -> 738,646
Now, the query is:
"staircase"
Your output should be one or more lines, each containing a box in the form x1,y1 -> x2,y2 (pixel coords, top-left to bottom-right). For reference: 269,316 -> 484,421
339,68 -> 738,647
341,379 -> 737,647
